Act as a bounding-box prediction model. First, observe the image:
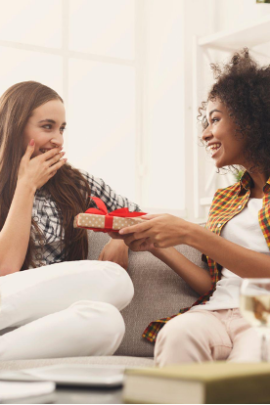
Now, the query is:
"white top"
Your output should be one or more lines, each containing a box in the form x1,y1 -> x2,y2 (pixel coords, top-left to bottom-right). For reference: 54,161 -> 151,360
190,198 -> 269,311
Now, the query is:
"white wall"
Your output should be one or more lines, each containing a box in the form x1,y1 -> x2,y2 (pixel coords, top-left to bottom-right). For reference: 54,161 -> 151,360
182,0 -> 217,220
141,0 -> 185,213
66,0 -> 137,201
215,0 -> 270,30
140,0 -> 217,215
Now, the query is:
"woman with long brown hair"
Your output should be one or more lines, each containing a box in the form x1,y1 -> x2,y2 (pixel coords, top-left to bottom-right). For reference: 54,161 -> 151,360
0,81 -> 136,360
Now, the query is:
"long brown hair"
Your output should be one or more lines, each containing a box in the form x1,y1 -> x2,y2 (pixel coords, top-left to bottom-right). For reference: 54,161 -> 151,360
0,81 -> 91,269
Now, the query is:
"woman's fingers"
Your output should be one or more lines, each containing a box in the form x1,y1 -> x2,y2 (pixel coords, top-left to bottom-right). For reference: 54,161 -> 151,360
47,151 -> 65,167
98,251 -> 104,261
40,147 -> 63,162
23,139 -> 35,161
119,221 -> 152,235
108,232 -> 124,240
48,157 -> 67,174
141,214 -> 161,220
49,170 -> 57,178
129,238 -> 154,252
123,234 -> 136,246
123,232 -> 150,246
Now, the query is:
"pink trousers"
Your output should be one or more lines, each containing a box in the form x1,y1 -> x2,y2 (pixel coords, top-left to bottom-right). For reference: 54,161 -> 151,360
154,308 -> 263,366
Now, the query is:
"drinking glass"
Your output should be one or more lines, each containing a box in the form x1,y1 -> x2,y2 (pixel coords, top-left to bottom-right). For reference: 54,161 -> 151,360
240,278 -> 270,361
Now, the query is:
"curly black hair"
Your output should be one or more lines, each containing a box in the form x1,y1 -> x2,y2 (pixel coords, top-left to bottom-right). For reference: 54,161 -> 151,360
198,48 -> 270,176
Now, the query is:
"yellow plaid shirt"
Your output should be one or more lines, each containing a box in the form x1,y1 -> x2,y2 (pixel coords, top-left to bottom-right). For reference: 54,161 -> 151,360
143,171 -> 270,343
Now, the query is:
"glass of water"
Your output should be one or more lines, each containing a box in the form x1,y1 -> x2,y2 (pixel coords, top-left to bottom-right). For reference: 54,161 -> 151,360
240,278 -> 270,361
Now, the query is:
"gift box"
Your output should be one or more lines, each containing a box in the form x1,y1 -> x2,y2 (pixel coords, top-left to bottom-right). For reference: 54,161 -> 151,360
74,197 -> 146,233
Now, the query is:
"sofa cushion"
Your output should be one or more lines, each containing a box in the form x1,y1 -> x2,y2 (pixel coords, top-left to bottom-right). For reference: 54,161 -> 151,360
87,231 -> 207,358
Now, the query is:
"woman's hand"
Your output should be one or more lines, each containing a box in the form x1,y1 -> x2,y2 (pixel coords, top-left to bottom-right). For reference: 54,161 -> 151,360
109,231 -> 155,252
118,214 -> 192,250
17,140 -> 66,191
98,238 -> 129,270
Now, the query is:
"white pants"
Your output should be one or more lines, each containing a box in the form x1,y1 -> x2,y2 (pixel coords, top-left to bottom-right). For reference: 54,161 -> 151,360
0,260 -> 134,360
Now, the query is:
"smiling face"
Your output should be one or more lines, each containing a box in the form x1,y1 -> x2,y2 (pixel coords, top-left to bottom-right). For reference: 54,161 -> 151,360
202,99 -> 248,169
23,99 -> 66,157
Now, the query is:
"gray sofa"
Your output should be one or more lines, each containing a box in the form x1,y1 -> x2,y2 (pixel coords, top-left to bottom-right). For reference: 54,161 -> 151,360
0,231 -> 207,371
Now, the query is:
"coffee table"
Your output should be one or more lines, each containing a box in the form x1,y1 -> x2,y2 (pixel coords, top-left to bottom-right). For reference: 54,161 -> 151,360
54,386 -> 124,404
3,385 -> 124,404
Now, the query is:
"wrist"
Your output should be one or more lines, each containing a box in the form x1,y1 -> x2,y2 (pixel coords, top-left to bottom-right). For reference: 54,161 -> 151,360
150,246 -> 173,259
109,238 -> 128,249
185,222 -> 204,248
16,179 -> 36,196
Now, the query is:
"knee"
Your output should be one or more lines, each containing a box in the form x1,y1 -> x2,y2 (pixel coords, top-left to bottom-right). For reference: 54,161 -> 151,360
154,316 -> 197,366
70,300 -> 125,355
104,262 -> 134,310
76,260 -> 134,310
155,318 -> 187,352
101,302 -> 126,354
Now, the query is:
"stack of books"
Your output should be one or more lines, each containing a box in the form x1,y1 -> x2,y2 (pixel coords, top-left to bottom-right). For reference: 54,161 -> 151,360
123,362 -> 270,404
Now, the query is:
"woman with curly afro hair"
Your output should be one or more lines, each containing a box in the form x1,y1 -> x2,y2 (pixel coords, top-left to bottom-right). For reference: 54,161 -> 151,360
114,48 -> 270,364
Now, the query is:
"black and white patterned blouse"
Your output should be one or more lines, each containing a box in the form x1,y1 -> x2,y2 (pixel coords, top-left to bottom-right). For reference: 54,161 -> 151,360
31,170 -> 140,268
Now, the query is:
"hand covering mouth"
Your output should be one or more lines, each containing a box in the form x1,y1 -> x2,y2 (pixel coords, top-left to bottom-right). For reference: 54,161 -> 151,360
39,148 -> 53,153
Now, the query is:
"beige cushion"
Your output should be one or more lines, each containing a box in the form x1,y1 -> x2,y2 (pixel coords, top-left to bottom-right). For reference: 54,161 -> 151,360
87,231 -> 207,357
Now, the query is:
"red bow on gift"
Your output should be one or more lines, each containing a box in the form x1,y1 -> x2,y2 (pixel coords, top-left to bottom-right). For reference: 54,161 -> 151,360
85,197 -> 147,233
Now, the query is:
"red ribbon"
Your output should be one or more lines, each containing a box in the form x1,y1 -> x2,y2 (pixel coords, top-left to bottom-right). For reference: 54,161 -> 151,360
85,197 -> 146,232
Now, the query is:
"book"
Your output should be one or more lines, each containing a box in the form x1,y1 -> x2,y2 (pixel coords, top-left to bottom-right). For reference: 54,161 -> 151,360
123,362 -> 270,404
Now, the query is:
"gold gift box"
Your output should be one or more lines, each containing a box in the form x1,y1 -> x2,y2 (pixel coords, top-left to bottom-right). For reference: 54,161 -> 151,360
74,213 -> 144,231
